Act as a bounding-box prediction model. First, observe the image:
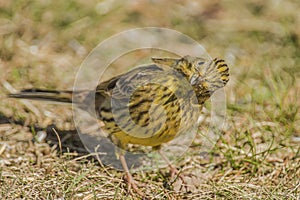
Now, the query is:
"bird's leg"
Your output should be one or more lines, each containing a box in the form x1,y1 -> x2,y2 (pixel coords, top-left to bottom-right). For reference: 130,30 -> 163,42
158,150 -> 185,182
119,154 -> 144,196
159,150 -> 189,192
158,150 -> 178,178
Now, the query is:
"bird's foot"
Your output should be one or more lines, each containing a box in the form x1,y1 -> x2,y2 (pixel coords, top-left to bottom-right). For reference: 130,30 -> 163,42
124,173 -> 145,197
169,166 -> 185,183
167,166 -> 199,192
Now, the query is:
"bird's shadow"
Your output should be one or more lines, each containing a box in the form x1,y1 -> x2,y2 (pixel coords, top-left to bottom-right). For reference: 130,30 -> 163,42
45,125 -> 148,170
0,111 -> 146,171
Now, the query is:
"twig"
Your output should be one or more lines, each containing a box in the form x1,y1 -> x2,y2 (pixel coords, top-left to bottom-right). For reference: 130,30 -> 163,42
52,127 -> 62,154
94,145 -> 112,177
70,152 -> 106,161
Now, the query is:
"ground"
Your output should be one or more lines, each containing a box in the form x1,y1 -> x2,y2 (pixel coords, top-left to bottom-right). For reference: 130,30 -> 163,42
0,1 -> 299,199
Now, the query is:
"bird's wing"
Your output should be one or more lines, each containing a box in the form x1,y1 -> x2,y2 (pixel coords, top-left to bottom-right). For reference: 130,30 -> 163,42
95,64 -> 173,138
97,64 -> 165,98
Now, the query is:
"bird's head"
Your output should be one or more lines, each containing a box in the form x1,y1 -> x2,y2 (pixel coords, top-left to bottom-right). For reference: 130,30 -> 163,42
152,55 -> 229,97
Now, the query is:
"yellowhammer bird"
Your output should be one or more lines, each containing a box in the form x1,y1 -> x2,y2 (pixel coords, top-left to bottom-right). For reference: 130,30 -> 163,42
9,55 -> 229,196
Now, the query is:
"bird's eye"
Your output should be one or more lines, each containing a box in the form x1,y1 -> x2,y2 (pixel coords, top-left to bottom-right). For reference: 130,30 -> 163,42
198,61 -> 205,66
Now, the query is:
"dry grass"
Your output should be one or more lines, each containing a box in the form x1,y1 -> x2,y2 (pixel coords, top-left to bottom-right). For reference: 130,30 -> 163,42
1,0 -> 300,199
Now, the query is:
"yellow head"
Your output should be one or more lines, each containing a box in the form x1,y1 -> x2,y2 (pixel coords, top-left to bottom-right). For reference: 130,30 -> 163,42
152,55 -> 229,103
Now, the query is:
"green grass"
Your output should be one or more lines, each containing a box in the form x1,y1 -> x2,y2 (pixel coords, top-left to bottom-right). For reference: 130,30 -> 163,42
0,1 -> 299,199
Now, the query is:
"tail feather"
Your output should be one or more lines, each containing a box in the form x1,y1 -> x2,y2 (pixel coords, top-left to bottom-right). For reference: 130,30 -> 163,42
8,89 -> 74,103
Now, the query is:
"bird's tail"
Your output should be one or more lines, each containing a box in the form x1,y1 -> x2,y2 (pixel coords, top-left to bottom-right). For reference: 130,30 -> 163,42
8,89 -> 75,103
